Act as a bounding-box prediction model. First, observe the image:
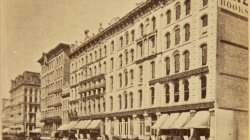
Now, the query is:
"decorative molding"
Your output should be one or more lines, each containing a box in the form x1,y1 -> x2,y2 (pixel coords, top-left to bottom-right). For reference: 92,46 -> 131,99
149,66 -> 209,85
220,39 -> 248,50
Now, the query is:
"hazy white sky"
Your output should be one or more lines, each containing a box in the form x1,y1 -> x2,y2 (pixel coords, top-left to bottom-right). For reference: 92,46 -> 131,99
1,0 -> 142,98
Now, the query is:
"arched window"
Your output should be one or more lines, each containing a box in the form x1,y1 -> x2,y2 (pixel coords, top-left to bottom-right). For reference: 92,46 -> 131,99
175,27 -> 180,45
151,61 -> 155,79
184,51 -> 190,70
201,15 -> 208,27
125,51 -> 129,64
201,76 -> 207,99
152,17 -> 156,31
174,81 -> 179,102
130,49 -> 134,62
131,30 -> 135,42
201,44 -> 207,65
166,10 -> 171,24
184,24 -> 190,41
125,32 -> 129,45
120,36 -> 124,48
90,53 -> 93,62
139,90 -> 143,107
150,87 -> 155,105
110,58 -> 114,71
165,57 -> 170,75
130,92 -> 133,108
165,84 -> 170,103
110,76 -> 113,91
103,61 -> 106,73
104,45 -> 107,56
184,80 -> 189,101
111,41 -> 114,53
94,66 -> 97,76
124,93 -> 128,109
140,24 -> 144,36
125,71 -> 128,86
176,3 -> 181,20
139,66 -> 143,82
118,95 -> 122,109
185,0 -> 191,15
119,73 -> 122,88
94,51 -> 97,60
174,54 -> 180,73
99,63 -> 102,74
99,48 -> 102,59
119,54 -> 123,68
166,32 -> 171,49
130,69 -> 134,85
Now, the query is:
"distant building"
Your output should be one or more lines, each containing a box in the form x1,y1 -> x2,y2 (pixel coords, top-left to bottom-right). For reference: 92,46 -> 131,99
9,71 -> 40,137
38,43 -> 71,139
2,98 -> 11,129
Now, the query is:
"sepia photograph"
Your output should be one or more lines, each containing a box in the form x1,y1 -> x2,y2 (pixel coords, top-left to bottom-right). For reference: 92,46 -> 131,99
0,0 -> 249,140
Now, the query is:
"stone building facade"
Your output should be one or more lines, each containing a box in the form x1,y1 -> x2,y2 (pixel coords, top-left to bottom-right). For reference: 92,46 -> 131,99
56,0 -> 247,140
9,71 -> 40,137
38,43 -> 71,139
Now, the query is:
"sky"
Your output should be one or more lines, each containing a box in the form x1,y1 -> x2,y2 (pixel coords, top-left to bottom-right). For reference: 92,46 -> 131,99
1,0 -> 143,99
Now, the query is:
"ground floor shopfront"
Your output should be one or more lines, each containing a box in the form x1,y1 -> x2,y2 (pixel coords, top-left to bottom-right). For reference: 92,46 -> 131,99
58,102 -> 216,140
40,117 -> 61,140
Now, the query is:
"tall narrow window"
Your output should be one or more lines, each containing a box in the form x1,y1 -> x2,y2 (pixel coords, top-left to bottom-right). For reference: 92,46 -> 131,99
150,87 -> 155,105
124,93 -> 128,109
125,32 -> 129,45
140,24 -> 144,36
175,28 -> 180,45
131,30 -> 135,42
130,70 -> 134,85
201,76 -> 207,99
149,37 -> 155,48
165,84 -> 170,103
184,80 -> 189,101
152,17 -> 156,31
201,15 -> 208,27
176,3 -> 181,20
131,49 -> 134,62
120,37 -> 124,48
138,42 -> 143,58
174,54 -> 180,73
104,45 -> 107,56
166,33 -> 171,49
201,44 -> 207,65
111,58 -> 114,71
125,71 -> 128,86
165,57 -> 170,75
184,24 -> 190,41
203,0 -> 208,6
151,62 -> 155,79
119,95 -> 122,109
119,73 -> 122,88
184,51 -> 190,70
104,61 -> 106,73
139,90 -> 143,107
110,76 -> 113,91
125,51 -> 128,64
119,54 -> 123,68
166,10 -> 171,24
174,81 -> 179,102
130,92 -> 133,108
110,97 -> 113,111
94,51 -> 97,60
185,0 -> 191,15
139,66 -> 143,82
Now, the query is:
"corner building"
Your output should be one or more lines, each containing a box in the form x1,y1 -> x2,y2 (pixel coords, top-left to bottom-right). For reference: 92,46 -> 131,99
9,71 -> 40,137
68,0 -> 248,140
38,43 -> 71,139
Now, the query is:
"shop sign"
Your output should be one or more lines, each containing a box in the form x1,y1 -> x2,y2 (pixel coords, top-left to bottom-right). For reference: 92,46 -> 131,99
219,0 -> 248,17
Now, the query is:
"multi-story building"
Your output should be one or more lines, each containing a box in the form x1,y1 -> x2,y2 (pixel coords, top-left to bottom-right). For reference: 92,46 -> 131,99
64,0 -> 248,140
2,98 -> 11,129
9,71 -> 40,136
38,43 -> 71,139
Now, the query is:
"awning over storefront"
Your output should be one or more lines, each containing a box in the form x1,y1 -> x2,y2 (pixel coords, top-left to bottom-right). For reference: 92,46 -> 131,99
57,123 -> 70,131
171,112 -> 190,129
30,128 -> 41,133
184,111 -> 210,129
87,120 -> 101,129
68,121 -> 78,130
160,113 -> 179,129
74,120 -> 91,129
152,114 -> 169,129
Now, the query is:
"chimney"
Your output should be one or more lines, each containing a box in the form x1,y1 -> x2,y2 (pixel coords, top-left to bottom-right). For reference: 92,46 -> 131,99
84,30 -> 90,41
